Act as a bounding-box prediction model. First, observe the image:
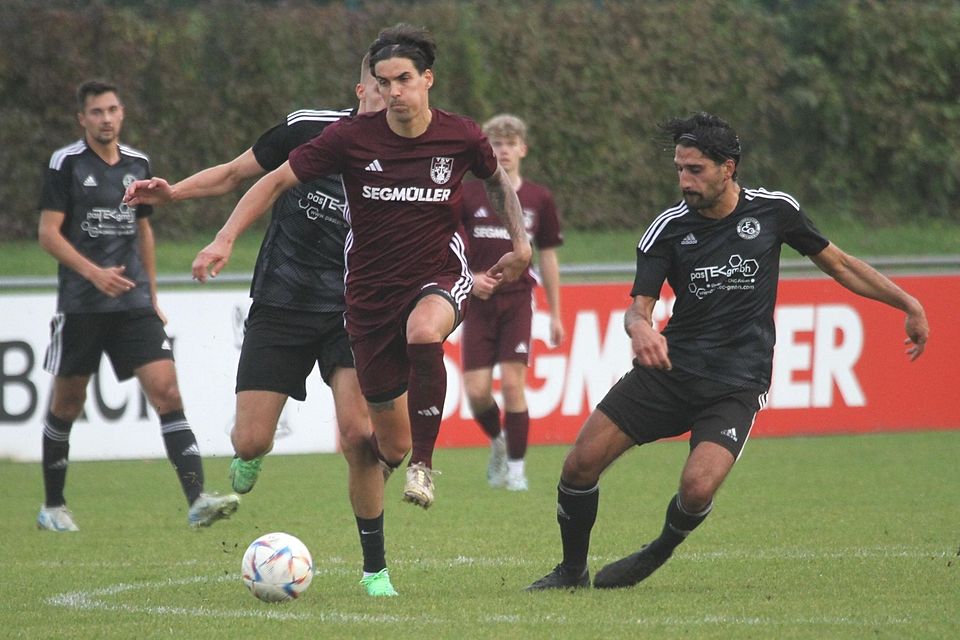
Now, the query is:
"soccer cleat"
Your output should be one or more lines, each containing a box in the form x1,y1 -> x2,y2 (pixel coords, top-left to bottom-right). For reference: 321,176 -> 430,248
487,435 -> 507,488
37,505 -> 79,532
593,545 -> 672,589
187,493 -> 240,528
525,564 -> 590,591
229,456 -> 263,494
360,568 -> 399,597
402,462 -> 436,509
506,471 -> 529,492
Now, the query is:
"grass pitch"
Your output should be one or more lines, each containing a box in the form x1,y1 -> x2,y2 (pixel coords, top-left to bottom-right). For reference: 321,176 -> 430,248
2,431 -> 957,639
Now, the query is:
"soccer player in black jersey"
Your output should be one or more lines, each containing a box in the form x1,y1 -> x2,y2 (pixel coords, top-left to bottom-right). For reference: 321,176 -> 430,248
36,80 -> 239,532
124,58 -> 398,597
528,112 -> 930,591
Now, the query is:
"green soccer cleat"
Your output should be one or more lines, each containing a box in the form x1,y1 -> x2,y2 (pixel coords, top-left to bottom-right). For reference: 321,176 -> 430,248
229,456 -> 263,494
360,568 -> 399,597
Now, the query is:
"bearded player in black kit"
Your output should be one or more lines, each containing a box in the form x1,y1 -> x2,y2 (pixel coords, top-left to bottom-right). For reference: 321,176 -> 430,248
37,80 -> 239,532
528,112 -> 929,590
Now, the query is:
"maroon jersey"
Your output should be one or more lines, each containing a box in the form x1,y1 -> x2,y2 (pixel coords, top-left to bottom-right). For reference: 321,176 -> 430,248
288,108 -> 498,334
460,178 -> 563,294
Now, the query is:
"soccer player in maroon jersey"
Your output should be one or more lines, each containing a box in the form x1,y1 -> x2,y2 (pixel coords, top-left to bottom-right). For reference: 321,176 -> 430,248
196,24 -> 532,510
459,114 -> 565,492
125,58 -> 401,596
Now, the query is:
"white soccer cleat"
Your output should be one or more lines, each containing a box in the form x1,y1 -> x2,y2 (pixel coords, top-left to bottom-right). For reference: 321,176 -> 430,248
37,505 -> 79,532
403,462 -> 436,509
188,493 -> 240,528
506,471 -> 529,492
487,434 -> 507,488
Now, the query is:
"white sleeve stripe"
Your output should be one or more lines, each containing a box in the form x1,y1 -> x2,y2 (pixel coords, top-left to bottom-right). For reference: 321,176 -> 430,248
286,109 -> 352,125
48,140 -> 86,170
638,202 -> 688,253
119,144 -> 150,162
744,187 -> 800,211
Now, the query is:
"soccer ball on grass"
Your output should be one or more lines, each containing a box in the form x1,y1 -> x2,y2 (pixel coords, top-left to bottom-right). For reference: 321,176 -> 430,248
241,532 -> 314,602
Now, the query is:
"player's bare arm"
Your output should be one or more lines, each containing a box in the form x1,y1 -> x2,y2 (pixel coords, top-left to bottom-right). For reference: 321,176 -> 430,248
482,165 -> 532,282
809,242 -> 929,360
539,246 -> 565,347
38,209 -> 135,297
136,217 -> 168,325
125,149 -> 265,207
624,295 -> 672,370
470,271 -> 499,300
192,161 -> 299,282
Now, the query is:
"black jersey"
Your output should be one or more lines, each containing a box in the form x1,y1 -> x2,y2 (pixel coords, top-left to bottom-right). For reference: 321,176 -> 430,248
249,108 -> 354,312
631,187 -> 829,389
39,140 -> 154,313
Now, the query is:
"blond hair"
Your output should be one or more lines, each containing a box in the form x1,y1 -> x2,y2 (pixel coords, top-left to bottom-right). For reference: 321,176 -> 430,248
482,114 -> 527,143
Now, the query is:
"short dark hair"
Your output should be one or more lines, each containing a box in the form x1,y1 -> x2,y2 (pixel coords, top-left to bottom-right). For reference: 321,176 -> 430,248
76,79 -> 120,112
661,112 -> 741,172
368,23 -> 436,75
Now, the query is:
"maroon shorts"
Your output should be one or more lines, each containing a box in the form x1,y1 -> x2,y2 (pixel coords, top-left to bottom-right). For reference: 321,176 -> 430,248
350,273 -> 471,402
461,289 -> 534,371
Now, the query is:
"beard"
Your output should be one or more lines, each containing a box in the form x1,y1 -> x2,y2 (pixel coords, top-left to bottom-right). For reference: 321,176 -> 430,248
682,190 -> 718,210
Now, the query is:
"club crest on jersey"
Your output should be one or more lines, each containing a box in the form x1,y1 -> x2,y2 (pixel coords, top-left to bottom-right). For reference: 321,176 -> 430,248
430,156 -> 453,184
737,217 -> 761,240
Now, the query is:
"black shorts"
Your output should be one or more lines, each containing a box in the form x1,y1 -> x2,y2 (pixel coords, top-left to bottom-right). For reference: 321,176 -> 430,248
597,366 -> 767,459
43,308 -> 174,381
236,302 -> 354,401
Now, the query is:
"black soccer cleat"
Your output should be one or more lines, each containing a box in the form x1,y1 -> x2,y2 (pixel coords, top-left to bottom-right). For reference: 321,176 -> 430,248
593,545 -> 671,589
525,564 -> 590,591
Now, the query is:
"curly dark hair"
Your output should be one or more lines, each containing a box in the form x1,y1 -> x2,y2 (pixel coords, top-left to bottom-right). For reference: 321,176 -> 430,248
368,23 -> 436,74
661,112 -> 741,176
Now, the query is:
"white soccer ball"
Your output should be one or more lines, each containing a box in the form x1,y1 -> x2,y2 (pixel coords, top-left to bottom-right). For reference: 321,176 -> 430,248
241,532 -> 314,603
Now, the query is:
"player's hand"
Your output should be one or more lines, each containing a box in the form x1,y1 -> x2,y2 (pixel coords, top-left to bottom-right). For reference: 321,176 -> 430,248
487,246 -> 532,284
471,272 -> 499,300
904,308 -> 929,361
549,316 -> 565,348
123,177 -> 173,206
191,236 -> 233,283
629,318 -> 671,370
91,265 -> 137,298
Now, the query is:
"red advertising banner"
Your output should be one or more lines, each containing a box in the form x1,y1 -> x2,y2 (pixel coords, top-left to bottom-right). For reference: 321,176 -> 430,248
436,275 -> 958,448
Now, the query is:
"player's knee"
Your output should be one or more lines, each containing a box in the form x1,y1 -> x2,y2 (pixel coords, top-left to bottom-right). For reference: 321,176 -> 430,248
149,384 -> 183,415
560,448 -> 600,487
678,482 -> 715,513
231,427 -> 272,460
338,422 -> 373,458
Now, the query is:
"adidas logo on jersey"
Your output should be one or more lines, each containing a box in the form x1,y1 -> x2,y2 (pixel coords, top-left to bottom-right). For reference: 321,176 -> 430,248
681,233 -> 698,245
83,175 -> 98,187
515,342 -> 529,354
417,406 -> 441,417
364,159 -> 383,172
720,428 -> 738,442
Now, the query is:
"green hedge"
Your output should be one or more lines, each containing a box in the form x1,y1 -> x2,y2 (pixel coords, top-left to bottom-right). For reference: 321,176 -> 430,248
1,0 -> 958,240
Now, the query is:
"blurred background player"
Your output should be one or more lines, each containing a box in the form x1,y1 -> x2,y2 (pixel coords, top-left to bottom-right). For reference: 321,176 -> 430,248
36,79 -> 239,532
124,58 -> 398,597
527,112 -> 929,590
201,24 -> 531,510
459,114 -> 564,491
